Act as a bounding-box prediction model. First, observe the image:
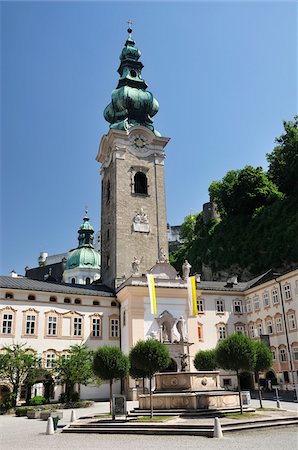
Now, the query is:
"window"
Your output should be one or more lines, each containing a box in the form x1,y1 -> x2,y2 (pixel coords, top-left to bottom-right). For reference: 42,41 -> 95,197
256,322 -> 263,336
86,277 -> 91,285
74,298 -> 81,305
254,296 -> 260,311
106,179 -> 111,202
45,353 -> 56,369
233,300 -> 242,314
49,296 -> 57,303
93,301 -> 100,306
71,278 -> 76,284
271,349 -> 276,360
217,324 -> 227,340
275,317 -> 283,333
272,289 -> 279,304
283,371 -> 289,383
107,229 -> 110,241
111,301 -> 117,307
235,324 -> 245,334
197,324 -> 203,341
26,315 -> 36,335
263,292 -> 270,308
266,319 -> 273,335
92,318 -> 101,337
284,284 -> 292,300
73,317 -> 82,336
2,314 -> 13,334
246,299 -> 252,313
47,316 -> 57,336
107,256 -> 110,267
216,299 -> 224,313
110,319 -> 119,337
5,292 -> 13,299
248,324 -> 255,338
28,295 -> 35,301
196,298 -> 204,313
64,298 -> 71,304
279,348 -> 287,362
223,378 -> 232,387
293,347 -> 298,361
123,311 -> 126,327
134,172 -> 148,195
288,313 -> 296,330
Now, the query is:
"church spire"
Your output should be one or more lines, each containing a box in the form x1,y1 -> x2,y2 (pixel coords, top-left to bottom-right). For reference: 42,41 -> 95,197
77,210 -> 94,248
103,22 -> 160,136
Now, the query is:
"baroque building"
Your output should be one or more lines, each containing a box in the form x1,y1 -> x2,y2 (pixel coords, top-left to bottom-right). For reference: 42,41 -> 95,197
0,27 -> 297,402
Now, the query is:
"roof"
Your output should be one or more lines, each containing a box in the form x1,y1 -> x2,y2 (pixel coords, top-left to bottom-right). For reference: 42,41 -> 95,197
0,276 -> 115,297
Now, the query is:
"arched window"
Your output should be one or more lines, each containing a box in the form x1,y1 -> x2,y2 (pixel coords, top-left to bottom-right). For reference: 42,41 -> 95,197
134,172 -> 148,195
64,298 -> 71,304
71,278 -> 76,284
107,179 -> 111,202
111,301 -> 117,307
74,298 -> 81,305
85,277 -> 91,285
28,294 -> 36,301
5,293 -> 13,299
49,296 -> 57,303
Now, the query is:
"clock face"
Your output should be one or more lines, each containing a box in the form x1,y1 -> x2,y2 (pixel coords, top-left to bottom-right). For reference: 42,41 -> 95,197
134,136 -> 147,149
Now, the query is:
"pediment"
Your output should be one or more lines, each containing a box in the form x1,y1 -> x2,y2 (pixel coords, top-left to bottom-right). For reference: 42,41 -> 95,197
148,262 -> 179,280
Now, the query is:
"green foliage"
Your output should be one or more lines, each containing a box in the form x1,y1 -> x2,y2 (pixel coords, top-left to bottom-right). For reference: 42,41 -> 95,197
129,339 -> 171,378
267,116 -> 298,197
193,349 -> 217,371
129,364 -> 149,380
15,406 -> 29,417
209,166 -> 281,216
253,341 -> 273,374
0,392 -> 16,413
54,344 -> 94,402
93,346 -> 129,382
0,344 -> 40,407
171,117 -> 298,277
28,395 -> 46,406
216,333 -> 256,373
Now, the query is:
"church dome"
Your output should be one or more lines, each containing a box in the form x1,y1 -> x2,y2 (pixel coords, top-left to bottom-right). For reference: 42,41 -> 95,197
65,211 -> 101,270
65,247 -> 100,270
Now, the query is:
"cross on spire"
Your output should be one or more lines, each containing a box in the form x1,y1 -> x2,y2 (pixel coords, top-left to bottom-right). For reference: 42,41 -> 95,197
127,19 -> 133,38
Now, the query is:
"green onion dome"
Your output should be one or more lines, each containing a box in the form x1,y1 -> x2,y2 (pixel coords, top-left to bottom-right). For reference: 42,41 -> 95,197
104,29 -> 160,136
65,212 -> 101,270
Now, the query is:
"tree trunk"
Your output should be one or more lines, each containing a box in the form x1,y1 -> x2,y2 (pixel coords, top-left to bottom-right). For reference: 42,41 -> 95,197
109,379 -> 113,414
256,373 -> 263,408
149,377 -> 153,419
237,370 -> 243,414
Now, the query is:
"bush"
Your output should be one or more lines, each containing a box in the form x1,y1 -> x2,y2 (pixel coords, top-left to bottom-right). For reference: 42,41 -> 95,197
29,396 -> 47,406
0,393 -> 16,413
58,392 -> 68,403
15,406 -> 30,417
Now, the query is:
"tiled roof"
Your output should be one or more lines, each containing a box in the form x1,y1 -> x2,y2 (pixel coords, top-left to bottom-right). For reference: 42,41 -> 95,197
0,276 -> 115,297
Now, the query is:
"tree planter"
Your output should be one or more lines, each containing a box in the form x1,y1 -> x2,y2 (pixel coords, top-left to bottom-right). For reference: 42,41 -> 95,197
40,411 -> 63,421
27,410 -> 41,419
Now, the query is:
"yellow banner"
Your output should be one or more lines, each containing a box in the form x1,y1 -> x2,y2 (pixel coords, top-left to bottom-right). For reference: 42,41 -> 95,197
147,274 -> 157,315
187,276 -> 198,316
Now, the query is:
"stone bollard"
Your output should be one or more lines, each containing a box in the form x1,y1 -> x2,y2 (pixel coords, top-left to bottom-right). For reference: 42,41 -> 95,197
213,417 -> 223,438
46,417 -> 54,435
70,409 -> 76,422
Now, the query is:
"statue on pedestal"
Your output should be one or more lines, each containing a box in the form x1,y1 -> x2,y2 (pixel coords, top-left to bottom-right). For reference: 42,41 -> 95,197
182,260 -> 191,279
131,256 -> 142,275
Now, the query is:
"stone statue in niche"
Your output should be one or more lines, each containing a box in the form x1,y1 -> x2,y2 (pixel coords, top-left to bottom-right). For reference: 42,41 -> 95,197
131,256 -> 142,275
132,208 -> 150,233
182,260 -> 191,279
160,322 -> 172,342
157,247 -> 168,263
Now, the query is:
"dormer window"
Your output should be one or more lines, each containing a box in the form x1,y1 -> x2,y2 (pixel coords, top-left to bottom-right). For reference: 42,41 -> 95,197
49,296 -> 57,303
74,298 -> 81,305
5,292 -> 14,299
28,295 -> 36,301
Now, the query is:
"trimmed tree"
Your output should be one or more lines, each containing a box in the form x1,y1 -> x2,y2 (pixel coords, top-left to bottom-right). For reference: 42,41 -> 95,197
216,333 -> 256,414
93,346 -> 129,413
253,340 -> 273,408
129,339 -> 171,418
54,344 -> 95,402
0,344 -> 40,407
194,349 -> 217,371
129,364 -> 149,394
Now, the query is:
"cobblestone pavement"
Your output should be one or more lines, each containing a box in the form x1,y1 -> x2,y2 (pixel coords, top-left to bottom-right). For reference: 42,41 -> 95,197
0,400 -> 297,450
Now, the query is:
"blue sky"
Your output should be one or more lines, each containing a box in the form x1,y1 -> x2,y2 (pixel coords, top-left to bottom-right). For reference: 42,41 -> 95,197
1,1 -> 296,275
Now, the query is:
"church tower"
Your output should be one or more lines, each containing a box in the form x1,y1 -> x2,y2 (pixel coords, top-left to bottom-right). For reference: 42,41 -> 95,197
96,25 -> 170,289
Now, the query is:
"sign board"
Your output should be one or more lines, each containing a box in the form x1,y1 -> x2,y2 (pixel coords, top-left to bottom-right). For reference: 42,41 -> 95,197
112,395 -> 127,420
241,391 -> 251,407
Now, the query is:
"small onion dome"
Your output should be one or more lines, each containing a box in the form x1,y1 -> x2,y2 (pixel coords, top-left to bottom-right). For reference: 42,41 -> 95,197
65,247 -> 100,270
